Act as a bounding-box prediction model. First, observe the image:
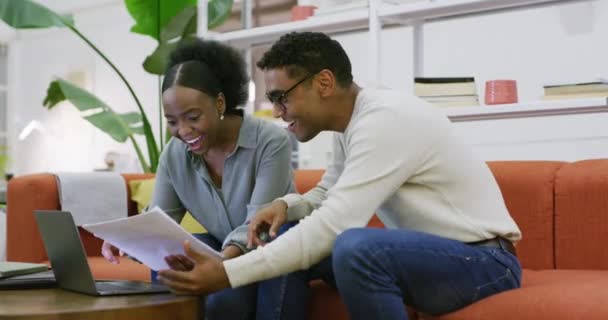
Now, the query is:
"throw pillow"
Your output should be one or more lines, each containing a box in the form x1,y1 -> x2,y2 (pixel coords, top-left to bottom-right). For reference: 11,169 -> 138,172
128,178 -> 207,234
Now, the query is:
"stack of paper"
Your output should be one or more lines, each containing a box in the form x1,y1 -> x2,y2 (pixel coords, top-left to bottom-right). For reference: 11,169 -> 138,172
83,207 -> 222,270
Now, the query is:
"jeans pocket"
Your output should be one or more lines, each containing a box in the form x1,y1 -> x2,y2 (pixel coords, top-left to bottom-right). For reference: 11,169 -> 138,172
472,267 -> 518,302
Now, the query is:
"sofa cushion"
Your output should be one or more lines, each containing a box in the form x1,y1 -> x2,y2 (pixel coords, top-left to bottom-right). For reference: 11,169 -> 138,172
555,159 -> 608,269
82,256 -> 150,282
432,269 -> 608,320
487,161 -> 565,269
308,280 -> 419,320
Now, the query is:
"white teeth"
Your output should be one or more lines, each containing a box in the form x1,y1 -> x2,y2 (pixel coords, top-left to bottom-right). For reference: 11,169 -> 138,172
186,136 -> 201,144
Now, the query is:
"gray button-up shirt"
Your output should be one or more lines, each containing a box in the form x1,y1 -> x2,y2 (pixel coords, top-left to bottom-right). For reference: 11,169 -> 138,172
150,115 -> 295,252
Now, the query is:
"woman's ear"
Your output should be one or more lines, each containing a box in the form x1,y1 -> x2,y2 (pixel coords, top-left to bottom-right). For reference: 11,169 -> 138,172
217,92 -> 226,115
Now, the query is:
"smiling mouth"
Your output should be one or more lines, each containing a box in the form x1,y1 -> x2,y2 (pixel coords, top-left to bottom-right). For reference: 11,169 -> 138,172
185,136 -> 202,144
183,135 -> 205,151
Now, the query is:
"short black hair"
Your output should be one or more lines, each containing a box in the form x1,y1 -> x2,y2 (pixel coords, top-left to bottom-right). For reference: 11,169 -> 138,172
256,32 -> 353,88
163,38 -> 249,115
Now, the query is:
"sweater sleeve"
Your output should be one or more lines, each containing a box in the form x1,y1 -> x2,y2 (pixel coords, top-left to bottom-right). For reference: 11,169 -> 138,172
281,133 -> 345,221
223,107 -> 435,288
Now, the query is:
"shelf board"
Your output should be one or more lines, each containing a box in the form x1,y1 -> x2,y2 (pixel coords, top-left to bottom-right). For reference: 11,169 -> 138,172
212,9 -> 369,49
445,97 -> 608,122
213,8 -> 369,48
213,0 -> 576,49
379,0 -> 576,24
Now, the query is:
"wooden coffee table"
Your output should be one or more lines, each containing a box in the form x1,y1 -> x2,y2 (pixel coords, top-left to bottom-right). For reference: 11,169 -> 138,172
0,288 -> 201,319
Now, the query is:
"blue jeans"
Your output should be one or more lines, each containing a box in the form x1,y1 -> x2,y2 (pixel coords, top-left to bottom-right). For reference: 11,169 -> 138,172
152,229 -> 323,320
332,228 -> 522,320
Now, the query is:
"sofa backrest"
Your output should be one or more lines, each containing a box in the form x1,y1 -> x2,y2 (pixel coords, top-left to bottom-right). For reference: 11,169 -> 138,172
554,160 -> 608,270
6,173 -> 153,262
487,161 -> 565,270
8,160 -> 608,270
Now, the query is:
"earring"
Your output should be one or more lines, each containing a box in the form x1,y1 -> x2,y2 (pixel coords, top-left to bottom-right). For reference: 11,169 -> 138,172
220,113 -> 225,121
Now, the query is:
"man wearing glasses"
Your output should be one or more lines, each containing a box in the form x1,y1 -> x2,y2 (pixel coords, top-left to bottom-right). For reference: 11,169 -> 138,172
158,32 -> 522,320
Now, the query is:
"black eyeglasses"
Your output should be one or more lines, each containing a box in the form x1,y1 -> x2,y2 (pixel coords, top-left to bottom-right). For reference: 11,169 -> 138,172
265,73 -> 314,111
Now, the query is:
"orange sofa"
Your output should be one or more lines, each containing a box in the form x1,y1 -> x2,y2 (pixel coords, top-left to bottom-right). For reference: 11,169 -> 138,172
6,160 -> 608,319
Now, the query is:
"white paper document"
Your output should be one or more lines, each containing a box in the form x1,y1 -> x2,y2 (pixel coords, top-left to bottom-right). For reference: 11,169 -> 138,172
83,207 -> 222,270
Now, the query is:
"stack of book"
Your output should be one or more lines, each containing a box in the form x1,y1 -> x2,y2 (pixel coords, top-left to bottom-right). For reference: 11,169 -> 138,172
414,77 -> 479,107
543,79 -> 608,100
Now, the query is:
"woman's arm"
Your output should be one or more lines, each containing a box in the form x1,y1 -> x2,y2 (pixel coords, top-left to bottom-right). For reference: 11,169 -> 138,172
150,150 -> 187,223
222,128 -> 294,253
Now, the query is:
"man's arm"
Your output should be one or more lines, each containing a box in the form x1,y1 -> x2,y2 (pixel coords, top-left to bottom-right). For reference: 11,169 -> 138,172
281,133 -> 345,221
224,108 -> 436,288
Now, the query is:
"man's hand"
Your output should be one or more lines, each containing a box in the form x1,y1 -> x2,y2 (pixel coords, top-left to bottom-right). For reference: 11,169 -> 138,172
158,241 -> 230,295
247,200 -> 288,248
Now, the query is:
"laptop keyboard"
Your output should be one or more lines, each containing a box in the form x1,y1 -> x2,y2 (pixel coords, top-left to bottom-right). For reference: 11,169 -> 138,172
96,281 -> 158,292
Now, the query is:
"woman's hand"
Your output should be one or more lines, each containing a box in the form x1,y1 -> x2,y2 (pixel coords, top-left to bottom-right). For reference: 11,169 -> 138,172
101,241 -> 123,264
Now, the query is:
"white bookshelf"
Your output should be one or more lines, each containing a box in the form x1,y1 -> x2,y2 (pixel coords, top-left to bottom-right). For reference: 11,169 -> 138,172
445,97 -> 608,122
378,0 -> 576,23
213,9 -> 369,49
203,0 -> 603,167
212,0 -> 575,48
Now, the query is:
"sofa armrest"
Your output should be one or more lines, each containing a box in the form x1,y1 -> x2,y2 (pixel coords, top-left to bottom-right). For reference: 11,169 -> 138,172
6,173 -> 154,263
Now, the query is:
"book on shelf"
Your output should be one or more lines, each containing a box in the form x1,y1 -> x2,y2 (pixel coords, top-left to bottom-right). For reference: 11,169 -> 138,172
543,80 -> 608,96
542,91 -> 608,100
414,77 -> 477,97
0,261 -> 49,278
420,94 -> 479,107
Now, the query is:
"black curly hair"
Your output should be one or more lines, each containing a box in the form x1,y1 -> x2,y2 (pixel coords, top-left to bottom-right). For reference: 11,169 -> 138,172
162,38 -> 249,116
256,32 -> 353,88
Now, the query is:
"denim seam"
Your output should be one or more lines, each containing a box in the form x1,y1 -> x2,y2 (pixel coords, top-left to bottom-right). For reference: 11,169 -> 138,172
365,250 -> 401,319
472,268 -> 512,301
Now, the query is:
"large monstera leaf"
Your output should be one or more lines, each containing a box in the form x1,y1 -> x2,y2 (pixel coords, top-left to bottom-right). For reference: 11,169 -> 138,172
43,79 -> 144,143
126,0 -> 234,75
0,0 -> 74,28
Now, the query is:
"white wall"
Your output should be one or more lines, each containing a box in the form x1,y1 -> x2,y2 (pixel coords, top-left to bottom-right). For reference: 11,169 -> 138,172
4,0 -> 608,172
7,2 -> 158,175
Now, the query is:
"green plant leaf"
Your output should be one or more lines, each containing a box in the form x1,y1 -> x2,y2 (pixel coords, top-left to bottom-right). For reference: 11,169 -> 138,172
208,0 -> 233,29
160,5 -> 197,42
142,5 -> 197,75
125,0 -> 197,41
0,0 -> 73,28
43,79 -> 141,143
143,40 -> 179,75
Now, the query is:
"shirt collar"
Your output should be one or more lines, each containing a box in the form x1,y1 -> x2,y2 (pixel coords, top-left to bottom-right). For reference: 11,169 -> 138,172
235,115 -> 257,149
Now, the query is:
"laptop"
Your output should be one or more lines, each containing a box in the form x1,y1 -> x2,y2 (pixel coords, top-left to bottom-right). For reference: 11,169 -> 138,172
34,210 -> 169,296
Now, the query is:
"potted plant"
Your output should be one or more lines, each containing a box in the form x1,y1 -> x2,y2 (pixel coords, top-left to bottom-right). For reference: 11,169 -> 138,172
0,0 -> 234,173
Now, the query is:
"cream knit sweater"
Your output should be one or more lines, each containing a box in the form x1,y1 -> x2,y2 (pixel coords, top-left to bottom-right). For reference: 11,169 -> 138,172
224,88 -> 521,288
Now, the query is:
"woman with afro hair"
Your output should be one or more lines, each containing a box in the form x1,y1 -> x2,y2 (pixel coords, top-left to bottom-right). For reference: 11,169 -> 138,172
102,38 -> 302,320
